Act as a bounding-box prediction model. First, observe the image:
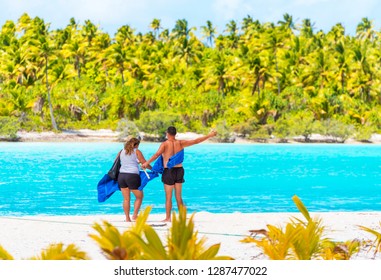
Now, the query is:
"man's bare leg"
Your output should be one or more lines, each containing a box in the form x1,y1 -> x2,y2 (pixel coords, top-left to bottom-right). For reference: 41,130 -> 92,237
174,183 -> 184,209
163,184 -> 174,222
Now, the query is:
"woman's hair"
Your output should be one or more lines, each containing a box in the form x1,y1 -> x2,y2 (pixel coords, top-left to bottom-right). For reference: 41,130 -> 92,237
124,137 -> 140,155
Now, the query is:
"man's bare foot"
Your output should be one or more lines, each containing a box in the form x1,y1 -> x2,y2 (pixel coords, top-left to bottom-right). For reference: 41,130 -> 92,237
132,215 -> 138,221
161,218 -> 171,222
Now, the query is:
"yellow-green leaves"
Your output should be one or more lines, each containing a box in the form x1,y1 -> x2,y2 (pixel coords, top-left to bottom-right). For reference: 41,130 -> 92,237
30,243 -> 88,260
1,243 -> 88,260
89,206 -> 151,260
242,195 -> 360,260
89,205 -> 233,260
358,222 -> 381,257
292,195 -> 311,221
165,206 -> 232,260
0,245 -> 14,260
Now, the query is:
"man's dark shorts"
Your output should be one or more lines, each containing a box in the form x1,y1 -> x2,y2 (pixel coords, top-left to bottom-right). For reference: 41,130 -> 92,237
118,173 -> 141,190
162,167 -> 185,185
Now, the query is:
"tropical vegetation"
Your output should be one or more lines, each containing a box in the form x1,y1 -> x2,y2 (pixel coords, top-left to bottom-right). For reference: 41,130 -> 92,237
90,206 -> 232,260
241,195 -> 362,260
1,14 -> 381,141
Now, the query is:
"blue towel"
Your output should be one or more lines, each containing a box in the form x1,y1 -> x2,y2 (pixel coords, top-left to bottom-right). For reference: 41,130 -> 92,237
167,149 -> 184,169
138,149 -> 184,190
138,170 -> 159,190
97,149 -> 185,202
97,174 -> 120,202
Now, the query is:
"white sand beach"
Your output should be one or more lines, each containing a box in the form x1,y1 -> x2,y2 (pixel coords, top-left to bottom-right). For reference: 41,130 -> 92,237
1,211 -> 381,260
10,129 -> 381,144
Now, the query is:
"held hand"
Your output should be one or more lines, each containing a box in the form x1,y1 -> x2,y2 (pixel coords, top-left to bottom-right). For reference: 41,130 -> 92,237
141,162 -> 149,169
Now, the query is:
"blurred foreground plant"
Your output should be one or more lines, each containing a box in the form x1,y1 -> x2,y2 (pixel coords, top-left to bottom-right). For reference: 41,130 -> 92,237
90,205 -> 233,260
89,207 -> 150,259
30,243 -> 89,260
0,245 -> 14,260
242,195 -> 360,260
0,243 -> 88,260
358,222 -> 381,257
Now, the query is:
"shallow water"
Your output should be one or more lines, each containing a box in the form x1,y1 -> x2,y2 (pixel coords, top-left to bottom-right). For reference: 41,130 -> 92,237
0,142 -> 380,215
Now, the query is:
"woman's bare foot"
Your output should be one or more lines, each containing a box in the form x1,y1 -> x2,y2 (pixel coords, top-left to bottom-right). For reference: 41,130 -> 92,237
161,218 -> 171,223
132,215 -> 138,221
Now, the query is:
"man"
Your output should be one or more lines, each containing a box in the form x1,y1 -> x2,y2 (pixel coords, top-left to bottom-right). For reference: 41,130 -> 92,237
142,126 -> 217,222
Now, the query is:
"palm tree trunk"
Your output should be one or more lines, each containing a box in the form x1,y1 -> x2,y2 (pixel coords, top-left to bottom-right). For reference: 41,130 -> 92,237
252,74 -> 261,95
45,56 -> 58,130
76,56 -> 81,78
274,49 -> 281,95
218,77 -> 225,95
120,64 -> 125,84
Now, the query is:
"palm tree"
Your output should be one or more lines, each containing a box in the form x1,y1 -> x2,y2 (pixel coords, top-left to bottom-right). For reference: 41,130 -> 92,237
351,40 -> 373,101
82,19 -> 98,46
327,23 -> 346,44
170,20 -> 201,67
356,17 -> 376,41
172,19 -> 193,39
241,15 -> 254,31
26,17 -> 58,130
278,13 -> 295,31
115,25 -> 135,45
264,26 -> 287,94
89,32 -> 111,86
299,19 -> 314,38
224,20 -> 239,48
202,48 -> 240,96
61,31 -> 87,79
149,18 -> 162,39
104,42 -> 130,85
200,20 -> 216,47
173,36 -> 202,67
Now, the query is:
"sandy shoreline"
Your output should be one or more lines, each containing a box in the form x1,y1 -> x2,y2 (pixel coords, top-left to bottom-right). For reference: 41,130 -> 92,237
6,129 -> 381,144
1,211 -> 381,260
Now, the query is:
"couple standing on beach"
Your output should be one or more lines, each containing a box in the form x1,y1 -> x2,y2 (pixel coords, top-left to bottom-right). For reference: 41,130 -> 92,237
117,126 -> 217,222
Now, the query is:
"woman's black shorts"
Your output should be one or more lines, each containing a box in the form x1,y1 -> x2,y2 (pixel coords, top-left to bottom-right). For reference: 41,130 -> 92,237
161,167 -> 185,185
118,173 -> 141,190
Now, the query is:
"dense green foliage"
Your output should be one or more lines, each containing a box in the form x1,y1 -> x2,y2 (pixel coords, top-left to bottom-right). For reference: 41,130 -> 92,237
1,14 -> 380,141
0,116 -> 20,140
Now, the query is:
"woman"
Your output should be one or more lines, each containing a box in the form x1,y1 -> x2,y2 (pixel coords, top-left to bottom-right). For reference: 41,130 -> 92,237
117,137 -> 150,222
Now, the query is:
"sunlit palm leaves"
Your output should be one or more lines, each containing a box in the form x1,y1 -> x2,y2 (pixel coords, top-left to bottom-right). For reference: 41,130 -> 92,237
242,195 -> 361,260
30,243 -> 89,260
358,223 -> 381,257
90,206 -> 233,260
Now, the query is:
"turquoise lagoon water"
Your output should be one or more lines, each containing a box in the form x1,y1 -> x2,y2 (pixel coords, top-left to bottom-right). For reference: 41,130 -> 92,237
0,142 -> 380,216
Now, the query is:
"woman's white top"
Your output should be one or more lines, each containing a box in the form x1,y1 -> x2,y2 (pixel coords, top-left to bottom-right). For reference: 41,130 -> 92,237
119,148 -> 139,174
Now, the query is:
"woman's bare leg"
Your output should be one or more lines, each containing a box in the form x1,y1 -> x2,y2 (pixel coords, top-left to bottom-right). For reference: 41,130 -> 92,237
131,189 -> 143,220
121,188 -> 131,222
